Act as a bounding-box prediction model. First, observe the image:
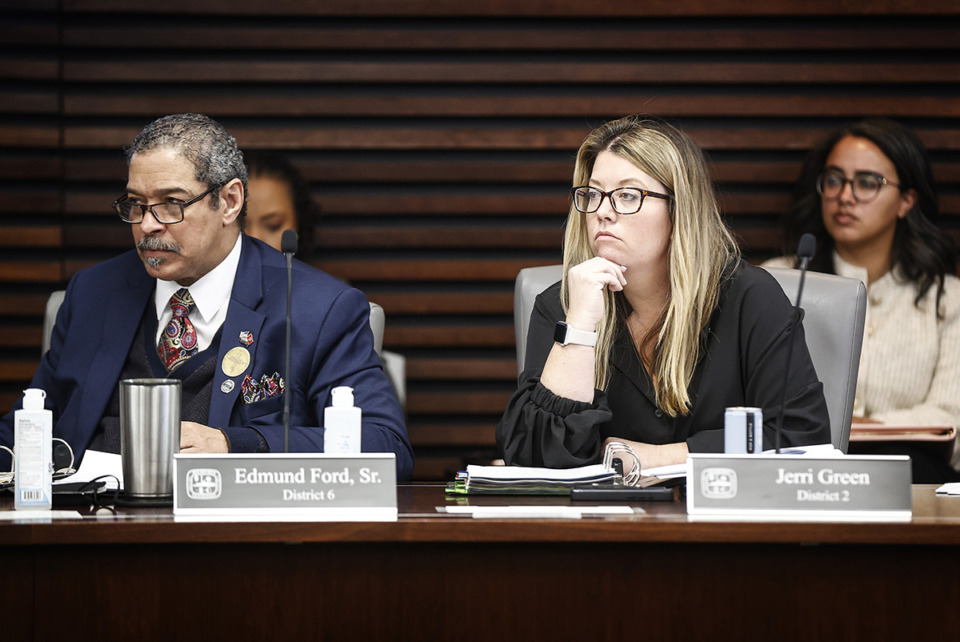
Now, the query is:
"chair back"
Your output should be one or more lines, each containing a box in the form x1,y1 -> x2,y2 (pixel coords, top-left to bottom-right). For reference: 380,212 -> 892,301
514,265 -> 564,375
763,267 -> 866,452
513,265 -> 866,452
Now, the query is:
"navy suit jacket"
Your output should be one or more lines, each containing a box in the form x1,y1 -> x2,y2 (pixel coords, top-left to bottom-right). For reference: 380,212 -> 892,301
0,235 -> 413,480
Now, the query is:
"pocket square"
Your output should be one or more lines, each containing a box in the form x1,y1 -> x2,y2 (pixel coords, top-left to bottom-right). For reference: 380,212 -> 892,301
241,372 -> 285,404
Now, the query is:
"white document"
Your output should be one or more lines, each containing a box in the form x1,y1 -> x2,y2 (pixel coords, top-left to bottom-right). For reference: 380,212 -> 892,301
936,482 -> 960,495
465,463 -> 611,481
54,449 -> 123,490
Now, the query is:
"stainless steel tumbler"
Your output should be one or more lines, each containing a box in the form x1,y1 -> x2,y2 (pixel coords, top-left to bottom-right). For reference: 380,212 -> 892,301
120,378 -> 181,497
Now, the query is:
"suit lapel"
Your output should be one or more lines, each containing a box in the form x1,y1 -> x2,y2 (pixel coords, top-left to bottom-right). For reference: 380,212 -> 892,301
208,236 -> 266,426
77,265 -> 153,431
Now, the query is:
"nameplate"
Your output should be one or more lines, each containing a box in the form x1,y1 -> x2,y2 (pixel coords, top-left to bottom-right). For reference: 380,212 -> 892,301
686,454 -> 912,522
172,453 -> 397,521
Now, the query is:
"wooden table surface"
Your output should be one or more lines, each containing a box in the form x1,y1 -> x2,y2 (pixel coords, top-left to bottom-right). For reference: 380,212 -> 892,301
3,483 -> 960,545
3,484 -> 960,641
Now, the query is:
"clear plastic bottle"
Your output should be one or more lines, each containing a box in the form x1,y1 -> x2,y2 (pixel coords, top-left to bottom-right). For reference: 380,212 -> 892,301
323,386 -> 361,454
15,388 -> 52,510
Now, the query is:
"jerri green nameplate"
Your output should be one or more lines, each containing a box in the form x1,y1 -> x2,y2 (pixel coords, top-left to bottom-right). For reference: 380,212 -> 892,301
686,453 -> 911,522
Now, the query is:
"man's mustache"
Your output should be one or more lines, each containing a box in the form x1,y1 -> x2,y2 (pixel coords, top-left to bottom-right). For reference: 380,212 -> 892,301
137,236 -> 181,253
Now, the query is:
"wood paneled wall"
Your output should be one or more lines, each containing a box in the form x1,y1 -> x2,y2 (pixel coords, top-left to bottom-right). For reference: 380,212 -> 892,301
2,1 -> 959,479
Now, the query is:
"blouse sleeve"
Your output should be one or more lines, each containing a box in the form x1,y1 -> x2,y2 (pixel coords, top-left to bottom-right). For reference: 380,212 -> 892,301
869,282 -> 960,442
496,285 -> 613,468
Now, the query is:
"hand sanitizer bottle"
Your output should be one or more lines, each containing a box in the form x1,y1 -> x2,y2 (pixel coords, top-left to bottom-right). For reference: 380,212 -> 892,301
15,388 -> 53,510
323,386 -> 361,454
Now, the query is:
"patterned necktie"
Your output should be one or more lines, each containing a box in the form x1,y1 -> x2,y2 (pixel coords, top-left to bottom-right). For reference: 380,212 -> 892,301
158,288 -> 198,371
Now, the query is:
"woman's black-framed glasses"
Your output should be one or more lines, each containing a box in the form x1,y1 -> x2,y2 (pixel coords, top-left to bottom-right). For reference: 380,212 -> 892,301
816,170 -> 899,203
571,186 -> 672,215
113,185 -> 218,224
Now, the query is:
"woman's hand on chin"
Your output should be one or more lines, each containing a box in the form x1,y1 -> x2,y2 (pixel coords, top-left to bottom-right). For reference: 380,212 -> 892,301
565,257 -> 627,330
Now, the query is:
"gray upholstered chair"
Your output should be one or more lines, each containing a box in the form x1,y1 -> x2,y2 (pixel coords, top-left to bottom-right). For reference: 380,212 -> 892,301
513,264 -> 867,452
42,290 -> 405,407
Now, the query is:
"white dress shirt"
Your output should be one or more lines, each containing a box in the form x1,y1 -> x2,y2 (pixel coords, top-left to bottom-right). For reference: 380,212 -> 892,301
154,234 -> 243,352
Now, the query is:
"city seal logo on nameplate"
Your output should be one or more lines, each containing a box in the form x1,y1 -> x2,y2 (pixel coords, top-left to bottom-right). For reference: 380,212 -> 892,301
172,453 -> 397,521
686,453 -> 912,522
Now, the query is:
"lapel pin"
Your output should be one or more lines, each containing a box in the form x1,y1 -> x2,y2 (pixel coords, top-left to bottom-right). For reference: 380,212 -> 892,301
220,379 -> 235,393
222,346 -> 251,378
239,330 -> 254,346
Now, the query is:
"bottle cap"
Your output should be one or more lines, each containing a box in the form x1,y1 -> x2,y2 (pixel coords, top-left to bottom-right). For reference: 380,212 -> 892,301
22,388 -> 46,411
331,386 -> 354,407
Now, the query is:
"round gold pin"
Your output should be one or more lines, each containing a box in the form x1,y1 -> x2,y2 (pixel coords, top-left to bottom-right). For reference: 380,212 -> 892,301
222,346 -> 251,378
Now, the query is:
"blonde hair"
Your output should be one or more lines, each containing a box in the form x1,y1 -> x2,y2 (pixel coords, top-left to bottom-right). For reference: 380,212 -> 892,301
561,115 -> 739,416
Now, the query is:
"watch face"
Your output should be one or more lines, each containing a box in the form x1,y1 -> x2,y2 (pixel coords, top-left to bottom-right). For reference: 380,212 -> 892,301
554,322 -> 567,345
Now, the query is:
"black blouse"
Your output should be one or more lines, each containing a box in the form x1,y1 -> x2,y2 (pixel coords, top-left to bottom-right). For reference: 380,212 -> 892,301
497,260 -> 831,468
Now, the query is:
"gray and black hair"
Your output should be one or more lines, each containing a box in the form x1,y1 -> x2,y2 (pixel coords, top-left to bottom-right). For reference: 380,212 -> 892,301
126,113 -> 247,219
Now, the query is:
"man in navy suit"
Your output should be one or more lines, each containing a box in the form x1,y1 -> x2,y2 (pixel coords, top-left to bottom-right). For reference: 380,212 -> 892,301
0,114 -> 413,480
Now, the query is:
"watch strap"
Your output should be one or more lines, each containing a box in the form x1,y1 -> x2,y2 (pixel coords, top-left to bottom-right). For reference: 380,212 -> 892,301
554,321 -> 598,347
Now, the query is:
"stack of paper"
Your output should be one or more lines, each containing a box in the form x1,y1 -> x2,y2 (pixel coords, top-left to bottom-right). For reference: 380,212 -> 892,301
448,463 -> 618,495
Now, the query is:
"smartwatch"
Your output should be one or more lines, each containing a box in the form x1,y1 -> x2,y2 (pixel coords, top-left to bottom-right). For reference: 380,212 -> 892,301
554,321 -> 598,347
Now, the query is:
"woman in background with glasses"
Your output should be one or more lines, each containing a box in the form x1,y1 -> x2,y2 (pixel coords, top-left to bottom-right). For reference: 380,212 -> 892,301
765,118 -> 960,481
497,115 -> 830,469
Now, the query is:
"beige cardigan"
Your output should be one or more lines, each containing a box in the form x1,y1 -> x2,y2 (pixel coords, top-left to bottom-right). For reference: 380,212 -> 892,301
763,253 -> 960,469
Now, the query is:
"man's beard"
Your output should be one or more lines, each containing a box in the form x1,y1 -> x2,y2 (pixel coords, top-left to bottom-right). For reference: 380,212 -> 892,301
137,236 -> 180,268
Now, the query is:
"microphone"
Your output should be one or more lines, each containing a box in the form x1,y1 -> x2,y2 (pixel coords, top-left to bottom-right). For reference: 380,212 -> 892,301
281,229 -> 298,453
774,233 -> 816,454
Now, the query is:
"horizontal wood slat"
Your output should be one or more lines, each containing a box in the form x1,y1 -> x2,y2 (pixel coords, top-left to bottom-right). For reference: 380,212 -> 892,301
407,422 -> 497,448
62,92 -> 960,119
360,292 -> 513,316
1,91 -> 59,114
60,0 -> 960,18
407,391 -> 512,415
385,325 -> 514,348
59,26 -> 960,52
0,361 -> 44,381
407,358 -> 515,381
0,60 -> 59,81
61,125 -> 960,151
0,326 -> 42,348
0,194 -> 61,214
63,61 -> 960,85
0,294 -> 54,316
0,226 -> 62,247
0,261 -> 61,283
0,126 -> 60,148
59,156 -> 960,186
319,226 -> 563,250
317,259 -> 558,282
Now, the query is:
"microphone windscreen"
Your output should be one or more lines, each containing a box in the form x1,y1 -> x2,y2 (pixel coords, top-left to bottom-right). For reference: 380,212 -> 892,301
281,229 -> 298,255
798,233 -> 817,260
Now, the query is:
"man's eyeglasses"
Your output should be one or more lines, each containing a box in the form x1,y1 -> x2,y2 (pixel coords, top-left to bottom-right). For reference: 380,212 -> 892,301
816,170 -> 899,203
571,186 -> 672,215
113,185 -> 217,224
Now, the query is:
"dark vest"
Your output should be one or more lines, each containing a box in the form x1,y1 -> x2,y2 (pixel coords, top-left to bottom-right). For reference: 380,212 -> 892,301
88,303 -> 220,453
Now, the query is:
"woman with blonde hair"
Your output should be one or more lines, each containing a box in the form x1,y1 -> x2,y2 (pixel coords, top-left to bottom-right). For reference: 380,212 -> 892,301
497,115 -> 829,469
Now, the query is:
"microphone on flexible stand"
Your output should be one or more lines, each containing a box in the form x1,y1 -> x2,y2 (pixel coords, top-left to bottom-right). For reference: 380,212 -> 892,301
281,229 -> 298,454
774,233 -> 816,454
